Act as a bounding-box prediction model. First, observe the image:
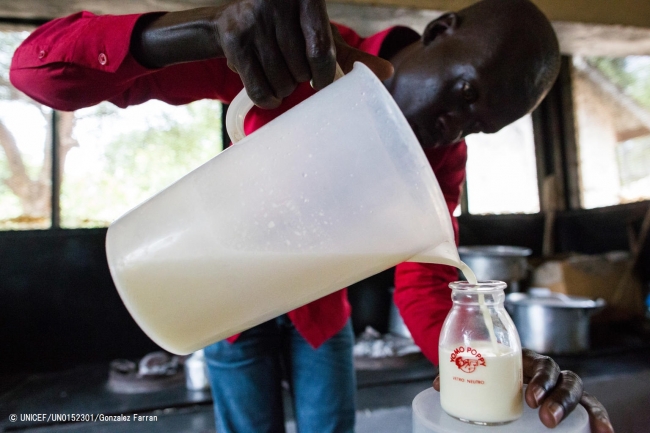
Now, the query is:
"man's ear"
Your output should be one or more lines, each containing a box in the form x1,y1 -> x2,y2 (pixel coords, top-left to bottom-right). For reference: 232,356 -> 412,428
422,13 -> 459,45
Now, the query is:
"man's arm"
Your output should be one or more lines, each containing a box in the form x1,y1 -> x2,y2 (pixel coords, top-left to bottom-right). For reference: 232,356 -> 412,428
9,11 -> 243,111
131,8 -> 394,104
10,0 -> 337,111
130,1 -> 336,110
11,0 -> 393,113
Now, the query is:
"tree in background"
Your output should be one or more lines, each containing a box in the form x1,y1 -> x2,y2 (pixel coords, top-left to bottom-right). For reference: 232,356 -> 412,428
588,56 -> 650,194
1,30 -> 222,229
589,56 -> 650,108
61,100 -> 222,227
0,31 -> 78,224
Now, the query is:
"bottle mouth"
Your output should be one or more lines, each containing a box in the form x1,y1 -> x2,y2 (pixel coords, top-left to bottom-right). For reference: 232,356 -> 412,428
448,280 -> 507,292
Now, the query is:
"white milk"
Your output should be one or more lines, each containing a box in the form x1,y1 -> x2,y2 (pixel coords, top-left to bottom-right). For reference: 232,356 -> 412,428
115,253 -> 404,354
457,262 -> 499,352
458,262 -> 478,285
439,343 -> 524,424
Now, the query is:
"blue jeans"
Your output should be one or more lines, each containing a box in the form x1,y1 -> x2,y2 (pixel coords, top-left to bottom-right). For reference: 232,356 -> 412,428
204,315 -> 356,433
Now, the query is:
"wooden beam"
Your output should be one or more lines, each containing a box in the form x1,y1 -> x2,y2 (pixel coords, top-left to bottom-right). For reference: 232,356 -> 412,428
327,3 -> 650,56
2,1 -> 650,56
0,0 -> 649,30
330,0 -> 650,29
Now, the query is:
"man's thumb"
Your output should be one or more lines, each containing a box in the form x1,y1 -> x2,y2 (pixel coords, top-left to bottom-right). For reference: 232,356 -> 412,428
334,38 -> 394,81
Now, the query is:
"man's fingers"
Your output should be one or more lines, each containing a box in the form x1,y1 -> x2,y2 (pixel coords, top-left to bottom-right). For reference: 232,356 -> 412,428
432,375 -> 440,391
523,348 -> 561,408
216,0 -> 333,104
538,370 -> 583,428
299,0 -> 336,90
255,39 -> 297,99
276,22 -> 312,83
581,392 -> 615,433
229,48 -> 281,109
218,0 -> 390,103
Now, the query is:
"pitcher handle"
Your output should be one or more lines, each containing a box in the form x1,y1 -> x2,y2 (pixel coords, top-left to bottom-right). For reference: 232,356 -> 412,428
225,86 -> 255,144
226,63 -> 345,143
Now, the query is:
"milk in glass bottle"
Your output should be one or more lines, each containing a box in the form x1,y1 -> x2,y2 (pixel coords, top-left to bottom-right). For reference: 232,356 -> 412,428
438,280 -> 523,425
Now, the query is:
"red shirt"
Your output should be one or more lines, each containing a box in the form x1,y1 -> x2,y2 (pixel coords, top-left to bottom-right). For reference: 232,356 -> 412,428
10,12 -> 466,365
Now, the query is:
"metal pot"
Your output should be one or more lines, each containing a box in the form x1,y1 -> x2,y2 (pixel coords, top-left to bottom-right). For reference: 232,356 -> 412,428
505,289 -> 606,355
458,245 -> 532,292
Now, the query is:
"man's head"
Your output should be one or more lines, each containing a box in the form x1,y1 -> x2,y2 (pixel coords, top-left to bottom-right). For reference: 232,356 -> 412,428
384,0 -> 560,148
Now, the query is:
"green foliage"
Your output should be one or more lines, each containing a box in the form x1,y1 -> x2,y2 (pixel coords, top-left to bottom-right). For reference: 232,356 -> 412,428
590,56 -> 650,192
60,100 -> 223,227
104,102 -> 222,181
589,56 -> 650,108
1,29 -> 226,228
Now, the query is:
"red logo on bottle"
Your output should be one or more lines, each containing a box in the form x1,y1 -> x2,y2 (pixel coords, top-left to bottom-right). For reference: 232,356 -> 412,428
449,346 -> 486,373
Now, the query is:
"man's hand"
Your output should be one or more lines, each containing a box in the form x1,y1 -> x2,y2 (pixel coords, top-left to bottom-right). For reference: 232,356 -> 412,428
131,0 -> 393,109
215,0 -> 336,108
522,349 -> 614,432
432,349 -> 614,432
330,25 -> 394,80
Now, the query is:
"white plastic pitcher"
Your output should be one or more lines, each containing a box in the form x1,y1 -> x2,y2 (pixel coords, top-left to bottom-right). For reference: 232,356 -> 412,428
105,62 -> 461,355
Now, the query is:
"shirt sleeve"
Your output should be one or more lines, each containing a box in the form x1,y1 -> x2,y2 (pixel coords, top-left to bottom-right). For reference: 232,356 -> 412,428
10,11 -> 243,111
393,141 -> 467,366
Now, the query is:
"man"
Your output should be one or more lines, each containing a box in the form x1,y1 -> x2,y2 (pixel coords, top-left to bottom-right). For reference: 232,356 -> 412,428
10,0 -> 614,432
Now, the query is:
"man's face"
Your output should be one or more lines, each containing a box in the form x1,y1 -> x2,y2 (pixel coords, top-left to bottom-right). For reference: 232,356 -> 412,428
385,28 -> 533,149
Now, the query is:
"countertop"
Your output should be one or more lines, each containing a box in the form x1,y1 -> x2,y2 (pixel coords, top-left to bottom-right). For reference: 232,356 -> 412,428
2,323 -> 649,433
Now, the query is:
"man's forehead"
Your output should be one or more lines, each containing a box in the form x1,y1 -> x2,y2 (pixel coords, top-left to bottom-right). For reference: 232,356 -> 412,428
465,68 -> 528,129
440,32 -> 501,72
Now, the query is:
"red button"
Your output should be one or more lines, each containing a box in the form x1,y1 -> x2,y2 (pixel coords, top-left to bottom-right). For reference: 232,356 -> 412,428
38,50 -> 46,59
98,53 -> 107,65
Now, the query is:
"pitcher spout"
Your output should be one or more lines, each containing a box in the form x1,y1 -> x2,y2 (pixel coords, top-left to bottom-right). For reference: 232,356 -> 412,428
407,241 -> 461,267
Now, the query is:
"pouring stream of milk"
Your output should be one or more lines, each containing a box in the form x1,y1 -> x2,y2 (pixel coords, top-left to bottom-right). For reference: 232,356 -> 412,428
412,246 -> 500,353
457,261 -> 499,353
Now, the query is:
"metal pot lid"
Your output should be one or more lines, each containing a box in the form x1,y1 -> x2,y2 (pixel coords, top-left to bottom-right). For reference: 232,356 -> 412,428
458,245 -> 533,257
506,289 -> 606,309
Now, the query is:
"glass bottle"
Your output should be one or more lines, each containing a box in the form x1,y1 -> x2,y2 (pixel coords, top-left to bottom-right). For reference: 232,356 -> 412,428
438,280 -> 523,425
